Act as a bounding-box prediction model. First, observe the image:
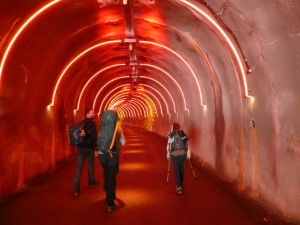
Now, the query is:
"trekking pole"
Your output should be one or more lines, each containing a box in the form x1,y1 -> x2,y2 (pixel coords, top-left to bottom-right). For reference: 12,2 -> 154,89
166,128 -> 173,186
166,157 -> 171,186
188,159 -> 198,181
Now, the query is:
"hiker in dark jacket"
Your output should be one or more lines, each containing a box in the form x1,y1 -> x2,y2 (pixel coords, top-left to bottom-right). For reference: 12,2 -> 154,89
167,122 -> 190,195
73,109 -> 99,197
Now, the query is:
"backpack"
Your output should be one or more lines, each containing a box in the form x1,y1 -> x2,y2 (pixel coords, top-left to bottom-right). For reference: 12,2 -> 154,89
68,120 -> 86,146
97,110 -> 119,153
169,130 -> 188,151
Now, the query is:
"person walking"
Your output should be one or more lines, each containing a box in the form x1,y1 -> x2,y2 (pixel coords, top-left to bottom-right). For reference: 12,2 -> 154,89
73,109 -> 99,197
98,116 -> 126,213
167,122 -> 190,195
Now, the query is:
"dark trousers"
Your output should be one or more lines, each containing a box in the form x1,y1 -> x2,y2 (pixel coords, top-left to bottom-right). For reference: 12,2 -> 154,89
73,147 -> 95,192
171,155 -> 186,188
98,152 -> 119,207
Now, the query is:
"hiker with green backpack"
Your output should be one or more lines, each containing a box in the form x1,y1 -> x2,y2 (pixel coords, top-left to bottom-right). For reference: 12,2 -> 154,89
97,110 -> 126,213
167,122 -> 190,195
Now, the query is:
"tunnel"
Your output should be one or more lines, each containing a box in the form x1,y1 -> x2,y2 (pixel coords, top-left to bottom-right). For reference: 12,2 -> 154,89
0,0 -> 300,224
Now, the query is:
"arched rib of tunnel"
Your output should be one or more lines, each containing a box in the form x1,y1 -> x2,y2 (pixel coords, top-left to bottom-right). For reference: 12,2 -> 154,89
0,0 -> 300,224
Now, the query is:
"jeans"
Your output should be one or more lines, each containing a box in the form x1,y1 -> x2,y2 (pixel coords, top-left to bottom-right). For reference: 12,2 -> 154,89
73,147 -> 95,192
98,152 -> 119,207
171,155 -> 186,188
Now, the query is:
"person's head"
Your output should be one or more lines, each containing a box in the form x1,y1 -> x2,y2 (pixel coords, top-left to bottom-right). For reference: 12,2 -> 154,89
172,122 -> 180,131
85,109 -> 95,119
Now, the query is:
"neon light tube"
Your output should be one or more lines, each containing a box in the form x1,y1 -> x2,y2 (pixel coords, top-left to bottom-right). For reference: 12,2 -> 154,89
140,75 -> 176,113
176,0 -> 249,97
93,75 -> 130,109
0,0 -> 62,85
140,40 -> 205,106
74,63 -> 126,112
48,40 -> 122,107
141,63 -> 188,110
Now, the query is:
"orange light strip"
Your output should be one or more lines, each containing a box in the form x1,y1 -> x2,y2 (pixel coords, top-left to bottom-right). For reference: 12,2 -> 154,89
130,96 -> 153,116
121,108 -> 129,118
116,102 -> 140,117
92,75 -> 130,109
110,98 -> 131,117
106,92 -> 151,117
48,40 -> 122,107
91,73 -> 175,114
138,84 -> 170,115
140,40 -> 205,106
119,105 -> 132,117
107,92 -> 155,117
129,99 -> 148,117
114,94 -> 150,117
122,106 -> 133,118
176,0 -> 249,97
99,86 -> 158,116
0,0 -> 62,86
127,101 -> 145,117
74,63 -> 126,112
123,105 -> 136,117
111,99 -> 126,108
100,85 -> 131,112
110,97 -> 126,110
133,95 -> 155,116
140,63 -> 188,110
128,103 -> 141,118
112,100 -> 143,117
140,75 -> 176,113
116,109 -> 125,118
111,98 -> 126,106
137,92 -> 162,116
116,105 -> 129,118
108,95 -> 143,117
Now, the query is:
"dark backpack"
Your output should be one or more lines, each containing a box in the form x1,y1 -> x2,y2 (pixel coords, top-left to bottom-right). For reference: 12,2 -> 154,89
169,130 -> 188,151
68,120 -> 86,146
97,110 -> 118,152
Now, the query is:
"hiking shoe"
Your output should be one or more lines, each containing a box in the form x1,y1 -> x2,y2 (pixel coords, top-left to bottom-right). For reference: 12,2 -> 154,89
176,187 -> 182,195
89,181 -> 99,188
107,205 -> 115,213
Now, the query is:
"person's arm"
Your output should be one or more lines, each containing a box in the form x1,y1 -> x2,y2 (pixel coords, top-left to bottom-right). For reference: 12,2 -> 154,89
118,126 -> 126,146
181,130 -> 189,142
186,142 -> 191,160
166,134 -> 172,159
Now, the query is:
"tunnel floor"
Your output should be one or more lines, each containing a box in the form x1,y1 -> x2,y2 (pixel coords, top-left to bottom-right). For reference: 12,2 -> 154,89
0,127 -> 292,225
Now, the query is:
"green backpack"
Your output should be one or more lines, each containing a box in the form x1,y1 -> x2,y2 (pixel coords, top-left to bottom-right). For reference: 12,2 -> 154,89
97,110 -> 118,153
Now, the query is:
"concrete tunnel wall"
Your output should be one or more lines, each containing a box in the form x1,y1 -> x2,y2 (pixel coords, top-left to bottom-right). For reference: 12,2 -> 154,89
0,0 -> 300,223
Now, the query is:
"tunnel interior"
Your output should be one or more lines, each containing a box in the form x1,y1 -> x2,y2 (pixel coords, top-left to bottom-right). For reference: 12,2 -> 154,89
1,0 -> 300,223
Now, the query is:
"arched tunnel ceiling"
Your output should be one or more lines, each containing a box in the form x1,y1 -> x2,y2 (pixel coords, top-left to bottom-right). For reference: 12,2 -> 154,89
1,0 -> 250,118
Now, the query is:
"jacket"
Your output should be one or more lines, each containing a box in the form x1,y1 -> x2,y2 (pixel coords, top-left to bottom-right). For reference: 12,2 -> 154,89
77,118 -> 97,149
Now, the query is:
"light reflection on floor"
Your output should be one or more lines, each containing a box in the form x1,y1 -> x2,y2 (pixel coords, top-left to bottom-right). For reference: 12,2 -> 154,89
117,188 -> 152,204
125,143 -> 147,147
123,149 -> 146,154
121,162 -> 151,171
127,138 -> 145,142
